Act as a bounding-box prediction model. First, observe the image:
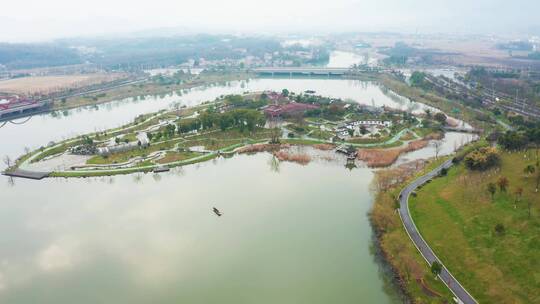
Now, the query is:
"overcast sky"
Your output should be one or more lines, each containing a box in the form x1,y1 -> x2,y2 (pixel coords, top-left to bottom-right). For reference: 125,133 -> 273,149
1,0 -> 539,42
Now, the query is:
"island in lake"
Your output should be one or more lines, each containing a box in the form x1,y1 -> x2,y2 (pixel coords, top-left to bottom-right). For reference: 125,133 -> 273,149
4,89 -> 465,179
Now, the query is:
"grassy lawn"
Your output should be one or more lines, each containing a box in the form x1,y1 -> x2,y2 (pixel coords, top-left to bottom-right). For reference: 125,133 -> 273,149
409,150 -> 540,303
87,139 -> 182,165
155,151 -> 203,164
31,140 -> 83,163
412,127 -> 440,139
183,138 -> 244,151
399,131 -> 416,141
308,129 -> 334,140
281,138 -> 325,145
346,136 -> 389,144
121,133 -> 138,142
85,127 -> 269,165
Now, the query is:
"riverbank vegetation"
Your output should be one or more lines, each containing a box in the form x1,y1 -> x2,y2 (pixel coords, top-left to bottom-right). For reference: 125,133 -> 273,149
357,139 -> 429,167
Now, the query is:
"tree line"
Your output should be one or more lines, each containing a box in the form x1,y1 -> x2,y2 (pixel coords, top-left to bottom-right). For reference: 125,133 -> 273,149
150,108 -> 265,142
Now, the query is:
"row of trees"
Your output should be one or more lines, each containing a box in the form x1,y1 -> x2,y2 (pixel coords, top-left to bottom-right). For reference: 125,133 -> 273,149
498,131 -> 531,150
177,109 -> 265,135
410,71 -> 433,91
148,108 -> 265,142
223,94 -> 268,109
487,175 -> 535,218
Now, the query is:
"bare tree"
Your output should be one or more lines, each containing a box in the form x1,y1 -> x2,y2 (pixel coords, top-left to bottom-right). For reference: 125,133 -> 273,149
269,155 -> 280,173
2,155 -> 12,168
290,111 -> 305,126
432,140 -> 443,159
7,176 -> 15,187
267,117 -> 281,144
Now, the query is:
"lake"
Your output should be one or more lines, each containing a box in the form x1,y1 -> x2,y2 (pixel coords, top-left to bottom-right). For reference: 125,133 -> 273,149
0,76 -> 472,303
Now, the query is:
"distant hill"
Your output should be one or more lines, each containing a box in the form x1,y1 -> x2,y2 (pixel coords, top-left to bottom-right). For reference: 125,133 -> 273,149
0,43 -> 82,69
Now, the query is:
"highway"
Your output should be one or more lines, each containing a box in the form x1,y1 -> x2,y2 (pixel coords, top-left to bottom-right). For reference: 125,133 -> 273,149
398,159 -> 478,304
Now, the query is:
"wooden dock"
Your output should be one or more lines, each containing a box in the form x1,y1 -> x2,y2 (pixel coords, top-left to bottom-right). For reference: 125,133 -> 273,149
2,169 -> 51,180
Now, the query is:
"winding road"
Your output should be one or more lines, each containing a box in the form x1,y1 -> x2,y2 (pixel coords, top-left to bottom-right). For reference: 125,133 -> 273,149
398,159 -> 478,304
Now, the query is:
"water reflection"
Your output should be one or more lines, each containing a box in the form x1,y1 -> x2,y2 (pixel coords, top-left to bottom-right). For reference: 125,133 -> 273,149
1,154 -> 402,303
268,155 -> 281,173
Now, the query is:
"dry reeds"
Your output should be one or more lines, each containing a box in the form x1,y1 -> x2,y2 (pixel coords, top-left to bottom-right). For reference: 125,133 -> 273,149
273,151 -> 311,165
312,144 -> 335,151
423,132 -> 444,140
237,144 -> 284,154
358,140 -> 428,167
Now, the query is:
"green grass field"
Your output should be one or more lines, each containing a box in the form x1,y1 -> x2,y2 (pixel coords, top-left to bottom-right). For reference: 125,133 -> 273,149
410,150 -> 540,303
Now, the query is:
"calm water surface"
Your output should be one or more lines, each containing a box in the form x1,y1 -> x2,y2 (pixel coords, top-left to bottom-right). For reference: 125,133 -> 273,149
0,154 -> 404,304
0,77 -> 470,303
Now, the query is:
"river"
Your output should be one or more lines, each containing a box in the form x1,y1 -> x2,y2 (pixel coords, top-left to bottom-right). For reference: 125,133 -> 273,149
0,76 -> 473,303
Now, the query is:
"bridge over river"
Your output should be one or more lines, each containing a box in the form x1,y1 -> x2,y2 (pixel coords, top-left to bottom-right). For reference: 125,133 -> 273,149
253,67 -> 350,76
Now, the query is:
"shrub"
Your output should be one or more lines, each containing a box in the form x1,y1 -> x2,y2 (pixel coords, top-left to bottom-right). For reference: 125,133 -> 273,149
498,131 -> 528,150
434,112 -> 447,125
464,147 -> 500,170
495,223 -> 505,236
440,167 -> 448,176
431,261 -> 442,276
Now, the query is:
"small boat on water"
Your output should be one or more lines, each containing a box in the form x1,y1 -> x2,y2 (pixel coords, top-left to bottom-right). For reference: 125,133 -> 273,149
213,207 -> 222,217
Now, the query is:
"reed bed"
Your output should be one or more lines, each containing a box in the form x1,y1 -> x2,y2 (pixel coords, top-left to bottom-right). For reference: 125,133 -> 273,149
357,140 -> 428,167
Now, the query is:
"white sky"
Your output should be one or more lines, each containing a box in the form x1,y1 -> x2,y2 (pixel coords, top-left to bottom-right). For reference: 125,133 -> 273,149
1,0 -> 539,42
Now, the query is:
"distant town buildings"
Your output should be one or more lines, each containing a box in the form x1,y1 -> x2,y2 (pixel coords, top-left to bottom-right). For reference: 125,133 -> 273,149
180,48 -> 325,70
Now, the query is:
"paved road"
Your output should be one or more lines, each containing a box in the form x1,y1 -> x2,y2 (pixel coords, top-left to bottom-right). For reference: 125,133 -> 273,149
398,159 -> 478,304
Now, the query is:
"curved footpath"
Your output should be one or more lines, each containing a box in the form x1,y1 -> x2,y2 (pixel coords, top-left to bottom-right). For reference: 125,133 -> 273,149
398,159 -> 478,304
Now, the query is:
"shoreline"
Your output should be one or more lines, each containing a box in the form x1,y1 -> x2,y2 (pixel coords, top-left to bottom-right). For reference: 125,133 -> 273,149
0,71 -> 253,123
369,158 -> 452,302
6,131 -> 442,179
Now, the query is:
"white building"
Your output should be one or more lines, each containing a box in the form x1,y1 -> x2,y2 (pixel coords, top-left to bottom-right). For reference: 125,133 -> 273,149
351,120 -> 392,127
336,120 -> 392,139
98,132 -> 150,156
